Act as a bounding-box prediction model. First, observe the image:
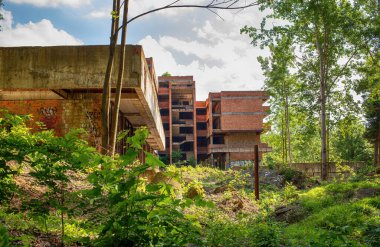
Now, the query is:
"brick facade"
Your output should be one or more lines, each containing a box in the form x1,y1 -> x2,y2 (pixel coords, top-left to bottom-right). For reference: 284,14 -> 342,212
157,76 -> 271,168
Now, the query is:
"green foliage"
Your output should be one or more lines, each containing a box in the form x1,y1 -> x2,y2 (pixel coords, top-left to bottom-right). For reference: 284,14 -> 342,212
168,165 -> 229,189
184,180 -> 205,199
282,182 -> 298,202
0,224 -> 9,247
161,71 -> 172,76
330,116 -> 373,163
88,128 -> 201,246
159,154 -> 169,165
356,53 -> 380,165
298,178 -> 379,212
228,169 -> 250,189
0,114 -> 203,246
171,150 -> 183,164
285,197 -> 380,246
0,113 -> 32,202
243,0 -> 374,168
1,113 -> 380,246
203,217 -> 282,247
188,156 -> 196,167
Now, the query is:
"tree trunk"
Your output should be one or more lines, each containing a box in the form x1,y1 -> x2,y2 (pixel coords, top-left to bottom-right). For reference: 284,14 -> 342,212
315,38 -> 328,180
109,0 -> 129,156
101,0 -> 120,155
281,112 -> 287,165
285,93 -> 292,165
320,80 -> 328,180
375,130 -> 380,166
326,92 -> 330,163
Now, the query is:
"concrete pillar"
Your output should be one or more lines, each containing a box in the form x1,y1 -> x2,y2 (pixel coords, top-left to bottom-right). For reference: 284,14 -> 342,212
169,82 -> 173,164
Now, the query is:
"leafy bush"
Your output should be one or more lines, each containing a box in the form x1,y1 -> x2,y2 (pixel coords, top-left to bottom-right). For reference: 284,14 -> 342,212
0,224 -> 9,247
89,128 -> 201,246
203,217 -> 281,247
0,114 -> 202,246
0,113 -> 32,202
184,180 -> 205,199
280,166 -> 306,188
282,182 -> 299,202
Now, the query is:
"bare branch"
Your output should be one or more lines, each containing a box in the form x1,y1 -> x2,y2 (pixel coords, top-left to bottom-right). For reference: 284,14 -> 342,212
207,8 -> 225,21
123,0 -> 258,29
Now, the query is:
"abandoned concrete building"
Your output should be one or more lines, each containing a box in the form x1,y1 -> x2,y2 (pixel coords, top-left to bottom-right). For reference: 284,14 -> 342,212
157,76 -> 271,168
0,45 -> 165,160
0,46 -> 270,168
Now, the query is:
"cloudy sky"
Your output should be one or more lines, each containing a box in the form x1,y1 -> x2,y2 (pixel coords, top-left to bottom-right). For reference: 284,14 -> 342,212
1,0 -> 270,100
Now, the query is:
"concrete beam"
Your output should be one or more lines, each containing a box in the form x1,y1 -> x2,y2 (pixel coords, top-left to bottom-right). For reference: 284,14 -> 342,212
0,45 -> 142,90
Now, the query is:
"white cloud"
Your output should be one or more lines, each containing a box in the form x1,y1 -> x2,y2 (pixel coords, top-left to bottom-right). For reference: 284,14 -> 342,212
138,7 -> 269,100
0,9 -> 83,46
87,9 -> 110,19
129,0 -> 202,18
8,0 -> 91,8
85,0 -> 205,20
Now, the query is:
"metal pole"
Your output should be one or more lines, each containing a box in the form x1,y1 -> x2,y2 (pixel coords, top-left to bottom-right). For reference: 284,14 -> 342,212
254,145 -> 259,200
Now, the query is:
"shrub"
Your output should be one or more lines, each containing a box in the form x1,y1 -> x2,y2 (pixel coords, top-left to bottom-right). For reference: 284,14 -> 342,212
185,180 -> 205,199
0,224 -> 9,247
89,128 -> 202,246
203,217 -> 281,247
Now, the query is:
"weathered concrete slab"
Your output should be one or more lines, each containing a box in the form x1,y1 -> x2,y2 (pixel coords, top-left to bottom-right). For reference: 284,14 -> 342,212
0,45 -> 165,151
0,45 -> 142,89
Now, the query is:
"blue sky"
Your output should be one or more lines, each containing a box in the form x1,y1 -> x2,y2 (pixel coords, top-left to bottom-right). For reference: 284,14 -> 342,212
1,0 -> 269,100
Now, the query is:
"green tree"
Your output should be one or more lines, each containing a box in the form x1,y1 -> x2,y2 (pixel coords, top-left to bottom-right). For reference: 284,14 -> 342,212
242,0 -> 363,180
356,57 -> 380,165
330,116 -> 373,163
162,71 -> 172,76
354,0 -> 380,166
258,36 -> 296,165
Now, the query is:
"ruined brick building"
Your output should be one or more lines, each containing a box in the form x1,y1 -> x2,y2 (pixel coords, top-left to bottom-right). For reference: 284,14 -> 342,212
157,76 -> 271,169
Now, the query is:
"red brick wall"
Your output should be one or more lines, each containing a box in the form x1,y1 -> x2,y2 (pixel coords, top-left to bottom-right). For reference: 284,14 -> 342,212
0,99 -> 103,148
221,99 -> 263,112
230,152 -> 255,161
222,115 -> 264,130
0,100 -> 64,135
225,132 -> 260,148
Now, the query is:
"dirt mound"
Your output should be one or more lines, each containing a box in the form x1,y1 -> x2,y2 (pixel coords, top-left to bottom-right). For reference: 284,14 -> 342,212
207,191 -> 258,217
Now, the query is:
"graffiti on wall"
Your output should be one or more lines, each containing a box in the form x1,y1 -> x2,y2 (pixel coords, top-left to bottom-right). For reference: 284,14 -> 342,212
81,111 -> 101,137
39,107 -> 57,118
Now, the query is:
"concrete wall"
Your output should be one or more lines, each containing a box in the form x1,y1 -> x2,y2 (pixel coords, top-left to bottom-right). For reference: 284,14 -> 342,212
0,46 -> 141,89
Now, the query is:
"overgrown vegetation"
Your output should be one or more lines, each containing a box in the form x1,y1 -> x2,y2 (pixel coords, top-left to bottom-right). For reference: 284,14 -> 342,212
1,113 -> 379,246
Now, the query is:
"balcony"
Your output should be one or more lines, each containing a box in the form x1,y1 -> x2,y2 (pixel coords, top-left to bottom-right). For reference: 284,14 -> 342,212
208,144 -> 272,153
197,147 -> 208,153
172,104 -> 193,110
